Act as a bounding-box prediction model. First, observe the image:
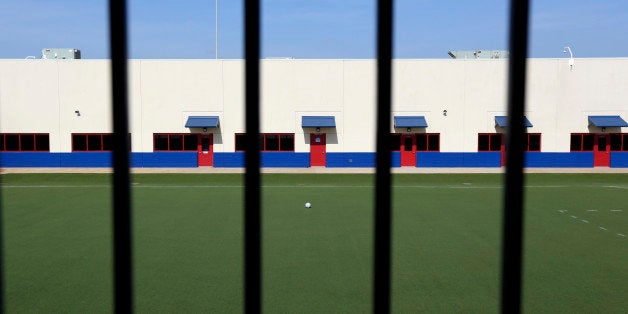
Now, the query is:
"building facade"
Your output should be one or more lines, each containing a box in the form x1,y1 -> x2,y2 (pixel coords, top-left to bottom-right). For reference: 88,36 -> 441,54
1,58 -> 627,167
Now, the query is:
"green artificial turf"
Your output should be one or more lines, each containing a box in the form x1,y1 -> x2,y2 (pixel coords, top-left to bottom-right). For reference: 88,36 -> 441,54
1,173 -> 626,312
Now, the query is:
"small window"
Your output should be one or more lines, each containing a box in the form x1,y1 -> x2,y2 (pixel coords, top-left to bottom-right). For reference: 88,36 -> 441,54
265,135 -> 279,151
235,134 -> 246,151
610,134 -> 622,151
154,135 -> 168,151
390,134 -> 401,151
35,134 -> 50,151
251,134 -> 296,152
582,134 -> 594,151
528,134 -> 541,151
258,135 -> 265,151
279,134 -> 294,151
489,134 -> 502,151
201,136 -> 210,152
597,136 -> 607,151
153,134 -> 196,151
478,134 -> 490,151
428,134 -> 440,151
570,134 -> 582,151
403,136 -> 412,151
73,133 -> 120,151
479,134 -> 502,152
5,135 -> 19,151
21,135 -> 35,151
571,133 -> 602,152
0,134 -> 50,151
88,135 -> 102,151
170,135 -> 183,151
73,134 -> 87,151
416,134 -> 427,151
183,134 -> 198,151
103,135 -> 113,151
623,134 -> 628,151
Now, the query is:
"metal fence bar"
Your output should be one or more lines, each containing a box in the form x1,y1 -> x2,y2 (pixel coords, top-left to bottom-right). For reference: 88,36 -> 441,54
108,0 -> 134,311
244,0 -> 261,312
374,0 -> 394,313
0,161 -> 4,312
501,0 -> 530,312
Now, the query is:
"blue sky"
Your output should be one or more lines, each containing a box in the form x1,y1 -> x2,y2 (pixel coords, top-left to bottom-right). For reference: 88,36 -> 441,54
1,0 -> 627,59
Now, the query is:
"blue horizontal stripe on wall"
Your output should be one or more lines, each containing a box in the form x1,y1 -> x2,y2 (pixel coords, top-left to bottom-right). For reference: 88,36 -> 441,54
610,152 -> 628,167
133,152 -> 197,167
0,152 -> 61,167
525,152 -> 593,168
1,151 -> 617,168
214,152 -> 244,167
391,152 -> 400,167
215,152 -> 310,167
60,152 -> 112,167
417,152 -> 502,167
327,153 -> 376,167
262,152 -> 309,167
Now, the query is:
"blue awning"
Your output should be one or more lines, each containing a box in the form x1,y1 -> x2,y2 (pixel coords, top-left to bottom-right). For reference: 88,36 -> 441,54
588,115 -> 628,127
394,116 -> 428,128
495,116 -> 533,128
302,116 -> 336,128
185,116 -> 219,128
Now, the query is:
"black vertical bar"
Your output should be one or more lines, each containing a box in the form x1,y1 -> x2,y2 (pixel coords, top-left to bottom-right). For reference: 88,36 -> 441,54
108,0 -> 133,311
0,156 -> 4,312
374,0 -> 393,313
501,0 -> 530,313
244,0 -> 261,313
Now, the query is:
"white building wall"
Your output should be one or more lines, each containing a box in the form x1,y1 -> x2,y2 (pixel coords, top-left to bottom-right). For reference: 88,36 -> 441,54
342,60 -> 376,152
138,60 -> 225,152
0,61 -> 62,151
57,61 -> 112,151
221,60 -> 245,152
1,58 -> 627,154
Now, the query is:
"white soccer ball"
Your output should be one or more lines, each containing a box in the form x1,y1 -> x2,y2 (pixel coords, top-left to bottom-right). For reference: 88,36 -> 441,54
305,202 -> 312,208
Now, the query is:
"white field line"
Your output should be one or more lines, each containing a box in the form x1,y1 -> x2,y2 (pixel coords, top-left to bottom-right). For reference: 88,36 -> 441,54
0,184 -> 506,189
558,211 -> 624,238
3,185 -> 112,188
586,210 -> 598,212
2,184 -> 500,189
3,184 -> 628,189
604,185 -> 628,190
610,210 -> 623,212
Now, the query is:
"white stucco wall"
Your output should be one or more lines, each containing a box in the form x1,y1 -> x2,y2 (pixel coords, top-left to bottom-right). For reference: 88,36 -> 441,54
1,58 -> 626,153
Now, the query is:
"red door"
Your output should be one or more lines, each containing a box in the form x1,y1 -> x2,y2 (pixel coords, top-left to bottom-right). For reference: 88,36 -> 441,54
400,134 -> 416,167
310,133 -> 326,167
197,134 -> 213,166
594,134 -> 610,167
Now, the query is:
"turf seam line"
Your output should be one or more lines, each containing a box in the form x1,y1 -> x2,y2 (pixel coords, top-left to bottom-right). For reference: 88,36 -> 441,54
5,184 -> 628,189
604,185 -> 628,189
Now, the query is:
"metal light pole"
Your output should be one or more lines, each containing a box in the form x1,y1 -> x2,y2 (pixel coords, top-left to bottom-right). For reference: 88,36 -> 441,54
216,0 -> 219,59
